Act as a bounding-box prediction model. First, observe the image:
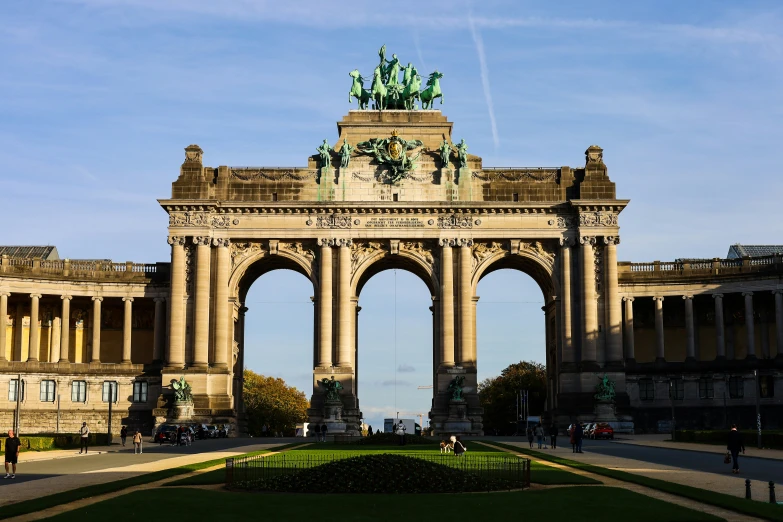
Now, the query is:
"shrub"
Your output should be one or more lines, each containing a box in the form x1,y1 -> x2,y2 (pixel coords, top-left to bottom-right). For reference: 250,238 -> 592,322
239,454 -> 517,493
0,433 -> 110,452
354,433 -> 433,446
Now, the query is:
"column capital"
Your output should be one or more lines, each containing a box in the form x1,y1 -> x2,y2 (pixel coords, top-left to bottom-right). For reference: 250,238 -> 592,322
0,291 -> 11,298
212,238 -> 231,248
457,238 -> 474,247
622,296 -> 635,302
652,296 -> 664,302
682,295 -> 694,300
771,290 -> 783,295
559,237 -> 573,247
92,296 -> 104,302
603,236 -> 620,246
30,293 -> 42,299
712,293 -> 724,299
337,238 -> 353,247
439,238 -> 454,247
193,236 -> 212,246
580,236 -> 596,245
153,297 -> 166,303
61,295 -> 73,301
167,236 -> 186,246
317,238 -> 352,247
742,291 -> 754,297
122,296 -> 134,303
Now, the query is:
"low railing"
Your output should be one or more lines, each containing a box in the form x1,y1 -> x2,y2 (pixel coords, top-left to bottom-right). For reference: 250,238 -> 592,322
0,256 -> 170,283
619,254 -> 783,280
225,452 -> 530,490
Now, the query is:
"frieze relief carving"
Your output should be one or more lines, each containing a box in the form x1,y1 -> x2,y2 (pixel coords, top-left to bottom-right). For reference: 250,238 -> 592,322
437,214 -> 473,229
401,241 -> 437,275
472,241 -> 506,271
350,241 -> 386,271
230,241 -> 266,269
169,212 -> 240,228
549,216 -> 578,228
184,242 -> 195,295
279,242 -> 316,264
594,245 -> 604,294
579,212 -> 618,227
516,241 -> 555,265
229,169 -> 316,182
317,215 -> 353,229
473,169 -> 557,182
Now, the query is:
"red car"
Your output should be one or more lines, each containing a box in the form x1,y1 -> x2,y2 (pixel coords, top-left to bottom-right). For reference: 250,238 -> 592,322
592,422 -> 614,439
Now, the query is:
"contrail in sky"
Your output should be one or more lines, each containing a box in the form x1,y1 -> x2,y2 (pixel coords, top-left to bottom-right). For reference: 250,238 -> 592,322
412,29 -> 429,74
468,16 -> 499,149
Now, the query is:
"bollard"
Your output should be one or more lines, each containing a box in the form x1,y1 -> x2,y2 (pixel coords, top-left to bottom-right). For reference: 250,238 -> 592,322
770,482 -> 776,504
745,479 -> 752,500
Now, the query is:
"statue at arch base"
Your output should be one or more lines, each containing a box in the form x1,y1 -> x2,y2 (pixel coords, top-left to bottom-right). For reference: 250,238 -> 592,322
307,375 -> 362,438
430,367 -> 483,437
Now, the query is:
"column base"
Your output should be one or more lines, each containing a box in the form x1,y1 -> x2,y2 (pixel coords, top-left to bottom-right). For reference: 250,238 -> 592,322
579,360 -> 600,372
189,363 -> 209,369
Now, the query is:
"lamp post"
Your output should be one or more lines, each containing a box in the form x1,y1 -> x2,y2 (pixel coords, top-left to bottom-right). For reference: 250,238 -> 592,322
723,374 -> 729,429
669,379 -> 676,442
754,370 -> 762,449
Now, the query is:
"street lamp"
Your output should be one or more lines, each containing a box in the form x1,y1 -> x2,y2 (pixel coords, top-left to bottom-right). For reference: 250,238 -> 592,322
669,379 -> 676,442
754,370 -> 762,449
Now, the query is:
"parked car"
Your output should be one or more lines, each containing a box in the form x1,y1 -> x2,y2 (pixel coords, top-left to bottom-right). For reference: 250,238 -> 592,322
196,424 -> 210,440
217,424 -> 230,438
583,423 -> 596,438
592,422 -> 614,439
155,424 -> 178,443
205,425 -> 218,438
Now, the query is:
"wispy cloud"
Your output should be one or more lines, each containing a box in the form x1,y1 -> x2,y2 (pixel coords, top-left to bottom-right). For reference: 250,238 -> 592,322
381,380 -> 410,387
398,364 -> 415,373
468,15 -> 499,149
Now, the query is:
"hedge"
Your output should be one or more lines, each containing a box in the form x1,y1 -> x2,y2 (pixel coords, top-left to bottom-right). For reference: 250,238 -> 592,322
675,429 -> 783,448
0,433 -> 110,452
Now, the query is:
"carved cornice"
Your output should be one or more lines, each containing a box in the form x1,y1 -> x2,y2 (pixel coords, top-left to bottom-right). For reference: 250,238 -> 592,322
579,211 -> 618,227
473,169 -> 557,182
229,169 -> 316,182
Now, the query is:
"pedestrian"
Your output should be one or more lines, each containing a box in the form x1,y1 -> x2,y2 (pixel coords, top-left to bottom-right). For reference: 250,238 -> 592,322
526,426 -> 534,448
79,422 -> 90,454
569,424 -> 576,453
549,423 -> 558,449
727,424 -> 745,474
453,436 -> 467,457
262,424 -> 268,437
376,428 -> 381,435
366,424 -> 373,437
176,426 -> 183,446
396,421 -> 407,446
3,429 -> 21,479
575,423 -> 584,453
120,426 -> 128,447
536,424 -> 547,449
133,430 -> 143,454
321,422 -> 328,442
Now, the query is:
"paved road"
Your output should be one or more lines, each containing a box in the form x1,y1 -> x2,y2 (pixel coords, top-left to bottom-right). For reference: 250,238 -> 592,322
1,437 -> 294,487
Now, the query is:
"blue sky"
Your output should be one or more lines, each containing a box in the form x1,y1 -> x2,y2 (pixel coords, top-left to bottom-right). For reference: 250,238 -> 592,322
2,1 -> 783,428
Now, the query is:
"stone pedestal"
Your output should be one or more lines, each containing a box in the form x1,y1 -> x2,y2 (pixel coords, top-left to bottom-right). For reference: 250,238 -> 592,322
430,367 -> 483,436
593,400 -> 634,434
171,401 -> 194,421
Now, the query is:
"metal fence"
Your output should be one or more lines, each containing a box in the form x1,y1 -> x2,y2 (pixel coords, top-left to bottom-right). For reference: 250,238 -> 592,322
225,452 -> 530,490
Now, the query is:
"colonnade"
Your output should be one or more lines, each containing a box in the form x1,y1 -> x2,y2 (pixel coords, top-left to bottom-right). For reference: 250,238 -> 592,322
0,291 -> 166,364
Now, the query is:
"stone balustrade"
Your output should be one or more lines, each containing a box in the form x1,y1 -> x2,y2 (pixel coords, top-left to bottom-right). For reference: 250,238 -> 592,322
619,254 -> 783,282
0,255 -> 170,283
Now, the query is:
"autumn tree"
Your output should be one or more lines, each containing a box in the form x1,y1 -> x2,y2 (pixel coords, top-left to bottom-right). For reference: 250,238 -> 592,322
478,361 -> 547,435
243,370 -> 309,437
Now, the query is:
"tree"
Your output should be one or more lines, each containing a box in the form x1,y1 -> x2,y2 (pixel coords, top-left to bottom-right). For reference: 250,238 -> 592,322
478,361 -> 547,435
243,370 -> 309,437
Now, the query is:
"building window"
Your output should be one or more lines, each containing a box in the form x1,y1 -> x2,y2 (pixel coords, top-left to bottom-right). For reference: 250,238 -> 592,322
669,378 -> 684,400
729,376 -> 744,399
639,379 -> 654,401
760,375 -> 775,398
698,378 -> 714,399
133,381 -> 148,403
40,380 -> 56,402
102,381 -> 118,403
512,193 -> 519,202
9,379 -> 25,402
71,381 -> 87,403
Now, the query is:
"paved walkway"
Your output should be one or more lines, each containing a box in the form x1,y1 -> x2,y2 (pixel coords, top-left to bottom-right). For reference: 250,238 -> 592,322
0,442 -> 284,507
614,434 -> 783,461
481,442 -> 763,522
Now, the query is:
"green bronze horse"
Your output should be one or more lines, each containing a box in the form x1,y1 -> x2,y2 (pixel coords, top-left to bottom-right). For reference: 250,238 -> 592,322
421,71 -> 444,109
371,65 -> 387,110
348,70 -> 371,110
402,74 -> 421,110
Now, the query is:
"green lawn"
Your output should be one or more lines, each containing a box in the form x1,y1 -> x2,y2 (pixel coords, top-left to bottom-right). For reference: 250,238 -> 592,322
40,487 -> 721,522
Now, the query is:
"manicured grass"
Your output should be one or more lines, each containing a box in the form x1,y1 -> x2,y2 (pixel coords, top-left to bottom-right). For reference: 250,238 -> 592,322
40,486 -> 721,522
529,461 -> 599,485
490,442 -> 783,522
0,442 -> 300,521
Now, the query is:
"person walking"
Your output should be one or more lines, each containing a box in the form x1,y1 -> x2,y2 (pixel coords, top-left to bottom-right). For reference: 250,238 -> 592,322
549,423 -> 558,450
176,426 -> 183,446
396,421 -> 407,446
133,430 -> 143,454
575,423 -> 584,453
120,426 -> 128,447
79,422 -> 90,454
526,426 -> 534,449
3,429 -> 21,479
366,424 -> 373,437
569,424 -> 577,453
321,422 -> 328,443
535,424 -> 545,449
727,424 -> 745,474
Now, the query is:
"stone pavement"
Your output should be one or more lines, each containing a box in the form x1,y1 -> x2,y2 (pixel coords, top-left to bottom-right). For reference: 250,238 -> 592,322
614,434 -> 783,462
0,442 -> 284,507
481,441 -> 764,522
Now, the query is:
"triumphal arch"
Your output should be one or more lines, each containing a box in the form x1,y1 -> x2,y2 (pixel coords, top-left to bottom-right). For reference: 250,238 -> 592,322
159,48 -> 626,435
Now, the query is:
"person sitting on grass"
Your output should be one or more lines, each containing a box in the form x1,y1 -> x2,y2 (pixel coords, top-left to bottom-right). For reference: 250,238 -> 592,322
453,436 -> 466,457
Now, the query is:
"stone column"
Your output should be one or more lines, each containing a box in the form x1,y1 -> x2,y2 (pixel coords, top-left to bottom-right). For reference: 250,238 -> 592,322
743,292 -> 756,358
560,240 -> 574,363
713,293 -> 726,359
604,237 -> 622,363
122,297 -> 133,363
337,240 -> 352,367
0,292 -> 8,362
91,297 -> 103,362
683,295 -> 695,361
167,236 -> 186,368
59,295 -> 72,363
354,304 -> 361,396
623,297 -> 635,360
317,240 -> 333,367
580,236 -> 597,364
774,290 -> 783,358
213,239 -> 231,368
458,239 -> 474,366
51,317 -> 61,363
13,302 -> 23,361
28,293 -> 42,362
431,297 -> 440,389
153,297 -> 166,362
192,236 -> 211,367
472,296 -> 479,368
653,296 -> 665,362
439,239 -> 455,367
